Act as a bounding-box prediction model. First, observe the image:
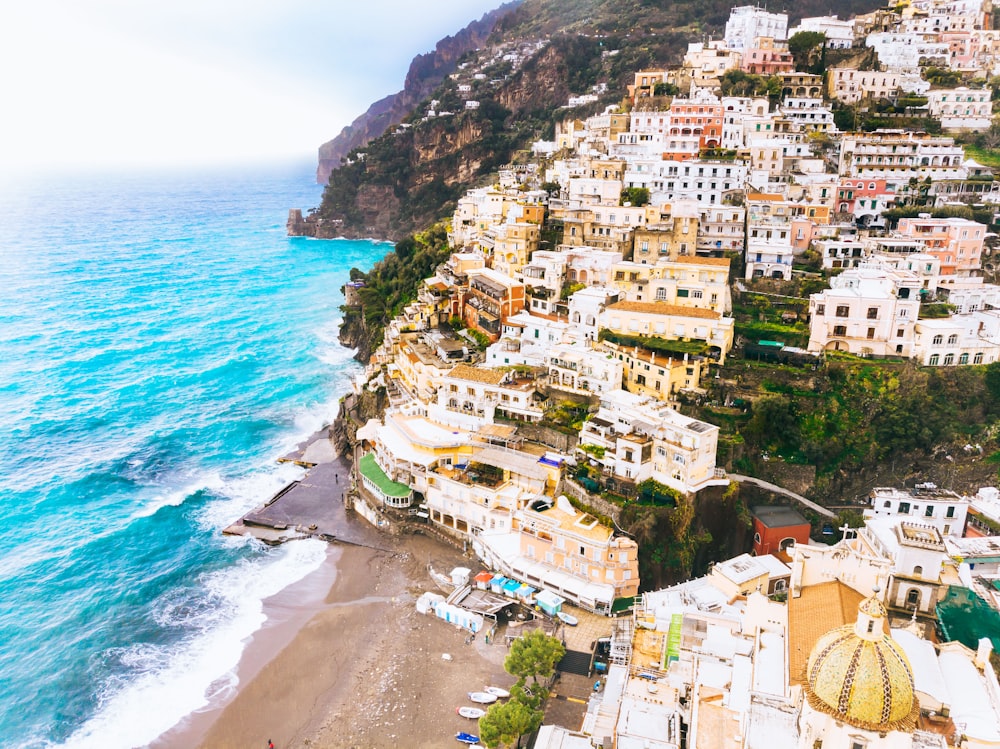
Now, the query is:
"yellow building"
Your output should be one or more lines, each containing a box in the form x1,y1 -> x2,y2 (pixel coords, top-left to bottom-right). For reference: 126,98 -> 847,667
602,300 -> 735,363
601,340 -> 704,401
516,496 -> 640,600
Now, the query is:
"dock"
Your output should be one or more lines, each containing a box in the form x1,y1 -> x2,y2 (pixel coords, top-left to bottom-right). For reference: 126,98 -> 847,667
224,429 -> 389,550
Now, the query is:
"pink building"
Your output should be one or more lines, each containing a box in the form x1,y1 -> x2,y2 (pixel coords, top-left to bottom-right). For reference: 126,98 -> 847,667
896,216 -> 986,277
740,38 -> 794,75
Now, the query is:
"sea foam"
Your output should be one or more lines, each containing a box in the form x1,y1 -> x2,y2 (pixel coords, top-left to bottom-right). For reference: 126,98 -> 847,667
54,539 -> 329,749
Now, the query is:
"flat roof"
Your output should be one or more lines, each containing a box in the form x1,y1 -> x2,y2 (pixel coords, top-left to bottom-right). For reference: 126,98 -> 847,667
607,300 -> 721,319
358,453 -> 412,498
752,505 -> 809,529
447,363 -> 506,385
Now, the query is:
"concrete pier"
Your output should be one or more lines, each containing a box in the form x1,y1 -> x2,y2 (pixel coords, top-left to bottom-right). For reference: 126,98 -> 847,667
224,431 -> 389,550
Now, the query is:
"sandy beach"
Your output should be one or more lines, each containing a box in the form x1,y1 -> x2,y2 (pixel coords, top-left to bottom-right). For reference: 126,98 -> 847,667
161,527 -> 513,749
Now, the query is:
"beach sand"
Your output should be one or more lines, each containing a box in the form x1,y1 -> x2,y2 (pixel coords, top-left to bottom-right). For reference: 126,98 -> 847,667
179,531 -> 512,749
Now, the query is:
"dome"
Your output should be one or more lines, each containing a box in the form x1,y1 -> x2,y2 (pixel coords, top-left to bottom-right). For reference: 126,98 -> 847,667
804,595 -> 919,732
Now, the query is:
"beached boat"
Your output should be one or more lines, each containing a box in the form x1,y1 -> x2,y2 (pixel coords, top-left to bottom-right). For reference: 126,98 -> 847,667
483,686 -> 510,698
457,706 -> 486,719
557,611 -> 579,626
467,691 -> 498,704
456,731 -> 481,744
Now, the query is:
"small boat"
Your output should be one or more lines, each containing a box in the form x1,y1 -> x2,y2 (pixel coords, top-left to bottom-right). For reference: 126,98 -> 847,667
484,686 -> 510,698
557,611 -> 579,626
456,732 -> 481,744
457,706 -> 486,719
467,691 -> 498,704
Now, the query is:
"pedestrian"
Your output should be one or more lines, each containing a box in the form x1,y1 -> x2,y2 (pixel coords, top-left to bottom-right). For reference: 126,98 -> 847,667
268,741 -> 275,749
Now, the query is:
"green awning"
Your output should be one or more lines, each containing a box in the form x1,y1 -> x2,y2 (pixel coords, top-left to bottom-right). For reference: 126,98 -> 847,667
359,453 -> 411,498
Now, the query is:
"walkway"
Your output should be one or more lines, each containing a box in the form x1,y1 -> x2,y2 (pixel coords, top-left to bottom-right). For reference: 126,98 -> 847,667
728,473 -> 836,519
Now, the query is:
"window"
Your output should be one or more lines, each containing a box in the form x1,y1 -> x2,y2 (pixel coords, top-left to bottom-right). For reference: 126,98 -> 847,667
816,304 -> 825,315
833,325 -> 847,336
947,334 -> 958,345
925,506 -> 934,517
898,502 -> 910,514
959,353 -> 969,364
929,354 -> 939,365
836,305 -> 849,317
867,328 -> 875,340
946,506 -> 955,518
655,288 -> 667,301
944,353 -> 954,365
974,352 -> 984,364
867,307 -> 879,319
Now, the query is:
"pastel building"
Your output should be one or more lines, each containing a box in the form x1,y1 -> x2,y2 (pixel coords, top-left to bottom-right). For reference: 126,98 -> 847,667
601,299 -> 735,363
807,265 -> 921,356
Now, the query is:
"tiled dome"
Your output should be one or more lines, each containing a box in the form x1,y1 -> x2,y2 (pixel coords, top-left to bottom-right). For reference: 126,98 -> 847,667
804,595 -> 919,732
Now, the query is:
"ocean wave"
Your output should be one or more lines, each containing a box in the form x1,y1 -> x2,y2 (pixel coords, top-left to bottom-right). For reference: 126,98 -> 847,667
53,539 -> 329,749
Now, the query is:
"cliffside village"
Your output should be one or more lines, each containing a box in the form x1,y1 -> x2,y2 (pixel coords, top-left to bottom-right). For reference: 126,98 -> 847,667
336,2 -> 1000,746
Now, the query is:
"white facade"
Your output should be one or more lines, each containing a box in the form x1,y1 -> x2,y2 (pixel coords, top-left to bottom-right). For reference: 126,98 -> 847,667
866,486 -> 970,538
925,87 -> 992,131
866,33 -> 950,71
789,15 -> 856,48
912,311 -> 1000,366
724,6 -> 788,51
807,265 -> 921,356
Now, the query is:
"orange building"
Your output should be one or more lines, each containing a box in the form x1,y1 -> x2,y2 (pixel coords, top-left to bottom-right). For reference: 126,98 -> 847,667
667,97 -> 723,150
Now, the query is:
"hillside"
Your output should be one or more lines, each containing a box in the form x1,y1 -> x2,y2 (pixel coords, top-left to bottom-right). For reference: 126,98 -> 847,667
315,4 -> 516,184
297,0 -> 886,241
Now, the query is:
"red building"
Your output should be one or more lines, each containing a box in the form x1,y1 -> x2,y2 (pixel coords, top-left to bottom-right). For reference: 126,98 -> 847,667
751,505 -> 811,557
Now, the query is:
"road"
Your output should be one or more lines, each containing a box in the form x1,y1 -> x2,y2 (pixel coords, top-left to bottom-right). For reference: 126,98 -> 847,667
728,473 -> 837,519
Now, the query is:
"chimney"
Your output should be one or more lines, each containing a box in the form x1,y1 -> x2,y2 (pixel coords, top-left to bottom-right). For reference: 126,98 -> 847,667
976,637 -> 993,669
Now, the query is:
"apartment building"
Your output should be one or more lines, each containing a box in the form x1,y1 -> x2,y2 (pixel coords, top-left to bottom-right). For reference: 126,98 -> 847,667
697,204 -> 746,255
866,485 -> 969,538
913,310 -> 1000,367
601,299 -> 734,362
432,363 -> 543,429
740,37 -> 794,75
724,5 -> 788,51
545,343 -> 624,397
826,68 -> 901,104
612,257 -> 731,313
462,268 -> 526,342
896,215 -> 986,277
520,250 -> 566,316
579,390 -> 725,495
489,221 -> 540,278
602,340 -> 705,401
838,130 -> 969,192
807,265 -> 921,355
788,15 -> 856,48
925,87 -> 992,131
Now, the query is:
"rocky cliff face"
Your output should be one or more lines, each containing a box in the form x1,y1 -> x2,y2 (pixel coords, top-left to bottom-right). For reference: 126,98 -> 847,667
315,3 -> 518,185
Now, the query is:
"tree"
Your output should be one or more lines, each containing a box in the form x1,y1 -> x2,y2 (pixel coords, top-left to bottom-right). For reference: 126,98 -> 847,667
621,187 -> 650,207
653,82 -> 680,96
504,629 -> 565,687
788,31 -> 826,55
478,699 -> 543,748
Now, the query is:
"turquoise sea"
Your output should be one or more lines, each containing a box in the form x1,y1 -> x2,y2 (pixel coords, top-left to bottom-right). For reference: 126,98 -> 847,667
0,163 -> 389,747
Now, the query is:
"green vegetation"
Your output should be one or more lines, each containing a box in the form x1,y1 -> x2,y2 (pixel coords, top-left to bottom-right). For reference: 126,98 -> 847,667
544,401 -> 592,433
504,629 -> 565,687
579,443 -> 607,459
599,329 -> 710,357
919,303 -> 957,319
621,187 -> 651,207
478,699 -> 544,748
787,31 -> 826,74
342,224 -> 452,354
653,82 -> 680,96
719,70 -> 782,101
637,479 -> 681,507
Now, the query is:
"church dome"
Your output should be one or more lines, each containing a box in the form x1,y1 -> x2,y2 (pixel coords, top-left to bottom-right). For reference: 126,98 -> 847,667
804,594 -> 919,732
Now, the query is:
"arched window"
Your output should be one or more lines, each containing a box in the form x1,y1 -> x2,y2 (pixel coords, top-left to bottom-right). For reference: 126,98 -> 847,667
932,335 -> 943,345
947,334 -> 958,345
883,501 -> 891,508
929,354 -> 940,365
906,589 -> 920,609
944,353 -> 954,365
913,565 -> 923,576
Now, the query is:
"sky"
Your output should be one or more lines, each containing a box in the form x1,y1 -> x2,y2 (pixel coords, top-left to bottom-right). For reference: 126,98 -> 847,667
0,0 -> 506,174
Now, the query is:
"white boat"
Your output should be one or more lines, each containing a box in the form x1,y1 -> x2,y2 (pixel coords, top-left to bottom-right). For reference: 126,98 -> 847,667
557,611 -> 579,626
483,686 -> 510,698
467,691 -> 498,704
457,706 -> 486,719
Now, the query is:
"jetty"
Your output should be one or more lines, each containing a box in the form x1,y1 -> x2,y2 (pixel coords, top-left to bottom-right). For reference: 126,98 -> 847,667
224,429 -> 388,550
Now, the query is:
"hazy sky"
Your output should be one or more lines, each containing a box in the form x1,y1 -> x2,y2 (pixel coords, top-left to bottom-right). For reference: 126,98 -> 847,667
0,0 -> 505,173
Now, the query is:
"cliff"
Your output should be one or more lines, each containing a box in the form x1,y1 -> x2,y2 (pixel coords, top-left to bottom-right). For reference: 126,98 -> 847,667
299,0 -> 886,241
316,4 -> 519,185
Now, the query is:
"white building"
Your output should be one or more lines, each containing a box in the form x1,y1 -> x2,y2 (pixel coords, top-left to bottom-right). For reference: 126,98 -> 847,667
807,265 -> 921,356
912,310 -> 1000,366
925,87 -> 992,131
789,15 -> 856,48
866,485 -> 970,538
724,6 -> 788,51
